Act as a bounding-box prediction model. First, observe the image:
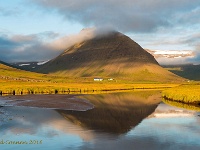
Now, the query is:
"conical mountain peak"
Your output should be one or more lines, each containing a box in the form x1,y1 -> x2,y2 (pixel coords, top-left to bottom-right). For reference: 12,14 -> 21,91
36,31 -> 183,82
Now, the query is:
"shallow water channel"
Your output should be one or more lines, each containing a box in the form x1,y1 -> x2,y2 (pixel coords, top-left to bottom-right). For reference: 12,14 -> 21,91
0,90 -> 200,150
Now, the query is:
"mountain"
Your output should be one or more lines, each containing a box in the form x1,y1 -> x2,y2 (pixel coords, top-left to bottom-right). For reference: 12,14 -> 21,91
36,31 -> 184,82
0,60 -> 47,82
10,61 -> 49,71
58,91 -> 160,134
0,60 -> 15,68
162,64 -> 200,81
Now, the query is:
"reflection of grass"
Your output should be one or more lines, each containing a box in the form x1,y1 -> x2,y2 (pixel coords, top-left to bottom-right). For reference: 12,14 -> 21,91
163,99 -> 200,112
162,84 -> 200,103
125,90 -> 161,99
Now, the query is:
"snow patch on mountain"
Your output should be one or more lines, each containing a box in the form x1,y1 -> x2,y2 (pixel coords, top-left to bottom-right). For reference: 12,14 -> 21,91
37,60 -> 49,65
19,63 -> 30,66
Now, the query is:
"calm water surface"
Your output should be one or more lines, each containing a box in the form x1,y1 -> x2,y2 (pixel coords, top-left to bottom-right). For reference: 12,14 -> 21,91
0,91 -> 200,150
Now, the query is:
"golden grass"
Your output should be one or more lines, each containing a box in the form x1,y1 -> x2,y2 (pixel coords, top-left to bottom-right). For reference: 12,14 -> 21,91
162,83 -> 200,103
0,63 -> 180,95
0,81 -> 179,95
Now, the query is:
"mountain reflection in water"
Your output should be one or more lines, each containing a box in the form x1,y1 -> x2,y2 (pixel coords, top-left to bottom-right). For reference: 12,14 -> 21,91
58,91 -> 161,134
0,91 -> 163,150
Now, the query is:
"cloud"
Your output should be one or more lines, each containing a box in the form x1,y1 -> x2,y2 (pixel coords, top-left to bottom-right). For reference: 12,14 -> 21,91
175,6 -> 200,25
0,36 -> 18,47
1,0 -> 200,64
0,6 -> 20,16
187,45 -> 200,64
31,0 -> 200,33
182,34 -> 200,64
49,28 -> 96,50
0,29 -> 96,62
1,27 -> 200,64
157,57 -> 190,65
0,32 -> 59,62
184,34 -> 200,47
155,49 -> 200,65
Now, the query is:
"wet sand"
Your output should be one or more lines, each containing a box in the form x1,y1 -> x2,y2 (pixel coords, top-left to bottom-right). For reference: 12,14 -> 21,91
0,94 -> 94,111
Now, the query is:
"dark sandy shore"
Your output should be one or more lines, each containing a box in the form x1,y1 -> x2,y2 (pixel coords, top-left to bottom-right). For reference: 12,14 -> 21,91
0,94 -> 94,111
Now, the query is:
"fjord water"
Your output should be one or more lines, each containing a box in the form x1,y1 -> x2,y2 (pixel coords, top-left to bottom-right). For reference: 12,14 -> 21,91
0,91 -> 200,150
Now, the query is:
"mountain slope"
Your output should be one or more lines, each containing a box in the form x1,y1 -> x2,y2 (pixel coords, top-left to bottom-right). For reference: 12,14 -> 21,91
0,60 -> 47,82
163,64 -> 200,81
0,60 -> 15,68
36,31 -> 184,82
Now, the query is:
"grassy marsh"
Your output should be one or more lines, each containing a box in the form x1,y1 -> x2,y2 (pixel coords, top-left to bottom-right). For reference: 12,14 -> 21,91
0,81 -> 178,95
0,63 -> 181,95
162,83 -> 200,104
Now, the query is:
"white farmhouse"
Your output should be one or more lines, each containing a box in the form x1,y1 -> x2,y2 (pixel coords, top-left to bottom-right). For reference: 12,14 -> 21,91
94,78 -> 103,81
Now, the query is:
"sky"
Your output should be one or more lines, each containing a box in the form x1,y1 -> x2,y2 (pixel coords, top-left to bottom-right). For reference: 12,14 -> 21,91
0,0 -> 200,64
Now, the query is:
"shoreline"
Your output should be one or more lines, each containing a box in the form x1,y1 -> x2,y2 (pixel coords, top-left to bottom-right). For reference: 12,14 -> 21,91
163,96 -> 200,106
0,94 -> 94,111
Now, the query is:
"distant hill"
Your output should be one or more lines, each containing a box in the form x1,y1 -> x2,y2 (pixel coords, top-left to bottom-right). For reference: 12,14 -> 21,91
35,31 -> 184,82
0,60 -> 47,82
10,61 -> 49,71
0,60 -> 15,68
162,64 -> 200,81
